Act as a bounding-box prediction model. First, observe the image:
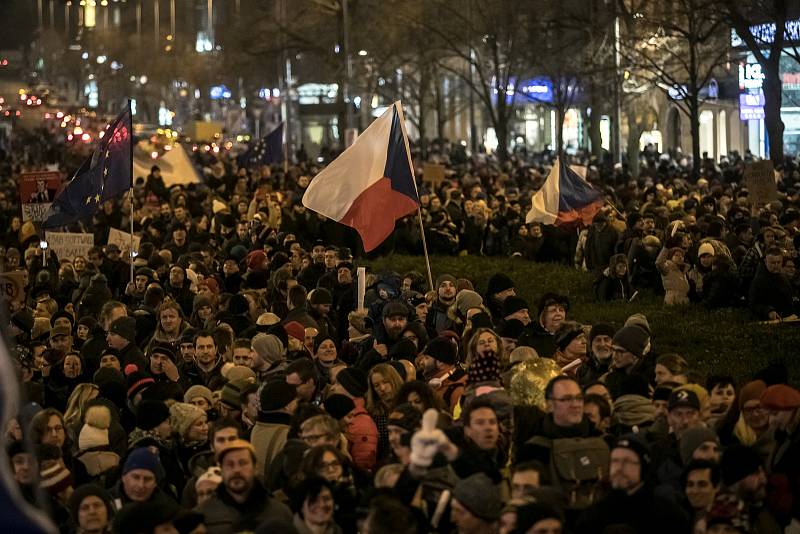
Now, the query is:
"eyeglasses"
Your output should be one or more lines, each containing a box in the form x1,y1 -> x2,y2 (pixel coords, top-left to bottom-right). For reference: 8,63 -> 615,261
550,395 -> 584,404
319,460 -> 341,470
610,457 -> 640,467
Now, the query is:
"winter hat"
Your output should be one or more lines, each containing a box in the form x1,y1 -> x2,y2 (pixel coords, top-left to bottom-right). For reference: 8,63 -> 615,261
382,301 -> 409,318
228,294 -> 249,316
454,290 -> 483,317
40,463 -> 73,495
308,288 -> 333,305
502,296 -> 529,318
214,439 -> 256,464
614,434 -> 652,474
112,500 -> 179,534
698,242 -> 716,257
221,378 -> 253,409
256,312 -> 281,328
386,404 -> 422,433
624,313 -> 651,335
613,395 -> 656,426
283,321 -> 305,342
739,380 -> 767,408
486,273 -> 514,297
513,503 -> 565,534
11,309 -> 35,332
468,352 -> 501,384
509,346 -> 539,365
496,319 -> 524,340
225,365 -> 257,383
50,310 -> 75,329
537,293 -> 570,317
451,473 -> 502,522
246,250 -> 267,271
668,388 -> 701,411
653,385 -> 674,402
169,402 -> 205,437
78,405 -> 112,451
68,484 -> 114,526
136,399 -> 171,431
347,310 -> 371,334
125,364 -> 155,400
335,367 -> 368,398
323,394 -> 355,420
251,333 -> 285,364
680,427 -> 720,465
389,338 -> 418,362
760,384 -> 800,411
611,325 -> 650,358
469,312 -> 494,329
109,316 -> 137,343
720,445 -> 763,486
149,341 -> 176,362
195,466 -> 222,491
588,323 -> 616,345
183,385 -> 213,406
424,336 -> 458,365
266,323 -> 290,349
258,380 -> 297,412
554,323 -> 584,351
435,274 -> 457,289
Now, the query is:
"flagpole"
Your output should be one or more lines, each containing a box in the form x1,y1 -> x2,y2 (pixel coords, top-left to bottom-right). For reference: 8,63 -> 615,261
128,98 -> 135,287
283,123 -> 288,174
416,207 -> 435,293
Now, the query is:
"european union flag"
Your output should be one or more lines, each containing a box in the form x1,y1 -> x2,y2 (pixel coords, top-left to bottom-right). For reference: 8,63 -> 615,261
238,123 -> 284,168
43,104 -> 133,228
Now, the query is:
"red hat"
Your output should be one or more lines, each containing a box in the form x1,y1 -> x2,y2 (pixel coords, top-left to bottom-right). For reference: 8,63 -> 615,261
284,321 -> 305,342
760,384 -> 800,411
246,250 -> 267,271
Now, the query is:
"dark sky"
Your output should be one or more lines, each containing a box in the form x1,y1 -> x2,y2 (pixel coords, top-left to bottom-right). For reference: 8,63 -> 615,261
0,1 -> 37,50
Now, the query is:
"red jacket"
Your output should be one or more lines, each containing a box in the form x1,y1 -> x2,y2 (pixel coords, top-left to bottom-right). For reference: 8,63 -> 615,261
345,397 -> 378,472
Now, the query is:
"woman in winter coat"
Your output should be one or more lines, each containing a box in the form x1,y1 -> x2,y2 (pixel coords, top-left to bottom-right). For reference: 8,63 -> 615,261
656,246 -> 690,305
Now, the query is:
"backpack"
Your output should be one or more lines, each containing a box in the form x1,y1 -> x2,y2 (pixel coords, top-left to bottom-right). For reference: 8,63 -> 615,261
526,435 -> 609,509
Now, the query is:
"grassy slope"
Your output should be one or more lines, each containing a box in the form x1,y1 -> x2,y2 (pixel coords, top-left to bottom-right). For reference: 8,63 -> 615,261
366,255 -> 800,381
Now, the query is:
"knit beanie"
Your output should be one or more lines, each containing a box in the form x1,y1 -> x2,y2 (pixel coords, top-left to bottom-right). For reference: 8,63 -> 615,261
451,473 -> 502,521
424,336 -> 458,365
454,290 -> 483,317
78,405 -> 112,451
335,367 -> 368,398
125,364 -> 155,400
225,365 -> 257,383
588,323 -> 616,345
40,463 -> 73,495
136,399 -> 171,431
614,434 -> 652,474
221,378 -> 253,410
486,273 -> 514,297
258,380 -> 297,412
496,319 -> 524,340
468,351 -> 501,384
149,341 -> 176,362
68,484 -> 114,525
514,503 -> 564,534
679,426 -> 720,465
308,288 -> 333,305
720,445 -> 763,486
246,250 -> 267,271
123,447 -> 163,477
169,402 -> 205,437
611,325 -> 650,358
389,338 -> 418,362
760,384 -> 800,411
612,395 -> 656,427
739,380 -> 767,408
109,316 -> 137,343
502,296 -> 529,318
323,394 -> 355,420
624,313 -> 651,335
554,323 -> 584,351
283,321 -> 305,342
251,333 -> 285,364
537,293 -> 570,317
183,385 -> 214,406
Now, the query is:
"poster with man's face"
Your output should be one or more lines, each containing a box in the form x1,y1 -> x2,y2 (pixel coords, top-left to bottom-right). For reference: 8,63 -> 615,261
19,171 -> 62,221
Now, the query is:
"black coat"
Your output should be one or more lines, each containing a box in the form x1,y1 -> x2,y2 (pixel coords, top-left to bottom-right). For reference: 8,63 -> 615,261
749,264 -> 794,319
576,485 -> 691,534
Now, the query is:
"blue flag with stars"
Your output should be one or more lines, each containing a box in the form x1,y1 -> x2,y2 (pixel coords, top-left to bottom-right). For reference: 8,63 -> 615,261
43,104 -> 133,228
238,122 -> 284,168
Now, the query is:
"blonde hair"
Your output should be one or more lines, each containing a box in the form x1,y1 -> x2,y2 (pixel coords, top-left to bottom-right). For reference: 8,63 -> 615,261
374,463 -> 404,488
63,383 -> 100,430
366,363 -> 404,414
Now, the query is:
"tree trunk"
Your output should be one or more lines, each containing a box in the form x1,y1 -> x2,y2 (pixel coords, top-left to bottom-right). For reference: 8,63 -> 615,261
627,112 -> 642,177
556,106 -> 565,155
496,111 -> 510,161
588,107 -> 603,160
763,65 -> 785,163
418,104 -> 428,160
689,95 -> 701,179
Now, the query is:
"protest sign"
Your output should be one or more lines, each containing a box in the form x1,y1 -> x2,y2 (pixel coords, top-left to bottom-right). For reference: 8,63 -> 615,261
0,271 -> 26,305
107,228 -> 141,255
422,163 -> 446,186
45,231 -> 94,261
745,160 -> 778,204
19,171 -> 62,221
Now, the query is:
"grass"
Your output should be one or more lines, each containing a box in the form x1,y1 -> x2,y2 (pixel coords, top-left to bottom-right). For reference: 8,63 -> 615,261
366,255 -> 800,382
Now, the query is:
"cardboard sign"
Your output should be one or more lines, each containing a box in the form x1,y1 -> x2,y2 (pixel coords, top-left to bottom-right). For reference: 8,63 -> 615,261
19,171 -> 62,221
0,271 -> 26,304
422,163 -> 446,185
107,228 -> 141,255
45,231 -> 95,261
745,160 -> 778,204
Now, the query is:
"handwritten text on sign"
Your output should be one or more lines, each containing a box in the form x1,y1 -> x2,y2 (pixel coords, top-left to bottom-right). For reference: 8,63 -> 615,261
0,271 -> 26,304
45,232 -> 95,261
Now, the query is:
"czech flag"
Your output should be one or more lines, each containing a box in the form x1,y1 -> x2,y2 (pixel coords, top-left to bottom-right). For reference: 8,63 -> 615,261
525,157 -> 604,226
302,101 -> 420,251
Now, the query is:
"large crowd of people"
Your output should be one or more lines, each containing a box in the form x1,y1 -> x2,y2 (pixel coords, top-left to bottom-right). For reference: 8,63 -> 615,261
1,126 -> 799,534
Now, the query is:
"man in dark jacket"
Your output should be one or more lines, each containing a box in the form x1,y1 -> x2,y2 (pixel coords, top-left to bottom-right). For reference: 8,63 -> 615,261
182,331 -> 226,390
576,435 -> 691,534
749,247 -> 794,320
195,439 -> 292,534
585,212 -> 619,273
